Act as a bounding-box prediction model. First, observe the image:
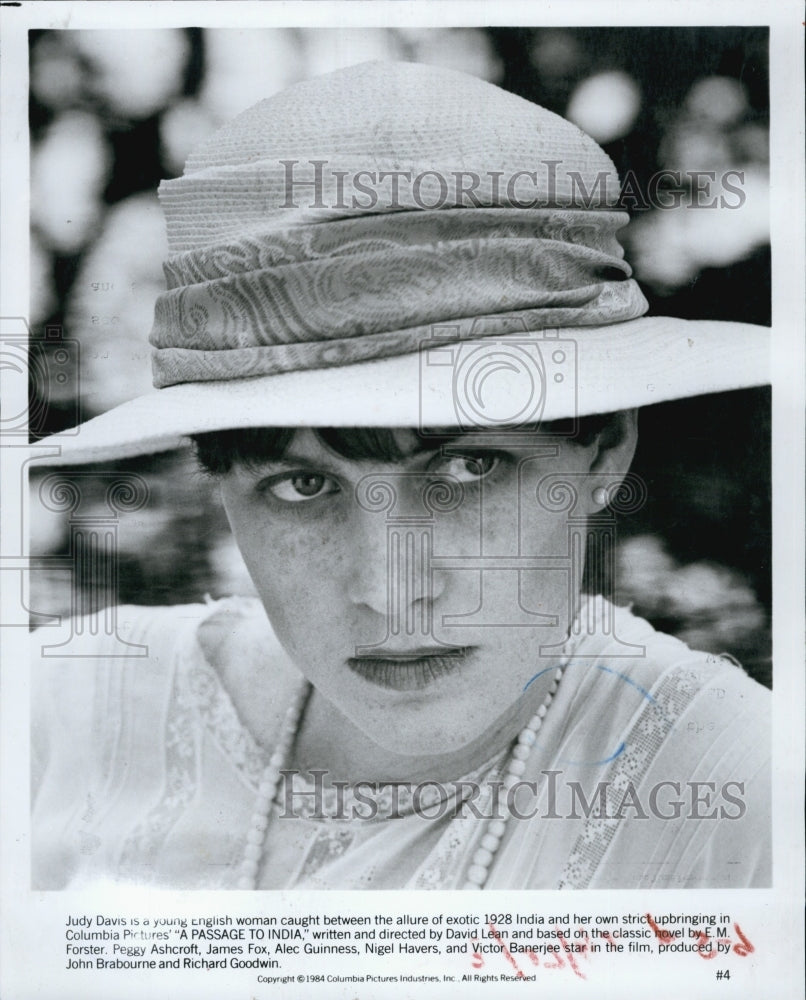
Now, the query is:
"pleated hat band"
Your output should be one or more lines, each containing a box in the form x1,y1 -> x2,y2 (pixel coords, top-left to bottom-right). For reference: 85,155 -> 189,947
150,60 -> 649,389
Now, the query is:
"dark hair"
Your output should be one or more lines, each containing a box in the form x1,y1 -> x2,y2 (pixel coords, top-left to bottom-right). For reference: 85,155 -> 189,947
191,417 -> 612,475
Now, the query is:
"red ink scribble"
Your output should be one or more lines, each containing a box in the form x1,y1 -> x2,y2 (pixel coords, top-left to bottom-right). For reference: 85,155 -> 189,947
646,914 -> 756,961
712,923 -> 755,959
468,916 -> 754,980
471,923 -> 587,980
646,913 -> 675,942
555,931 -> 586,979
732,924 -> 754,958
487,922 -> 525,979
694,929 -> 716,960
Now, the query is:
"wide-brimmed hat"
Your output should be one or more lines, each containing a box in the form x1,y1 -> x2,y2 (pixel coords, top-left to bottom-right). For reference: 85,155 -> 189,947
38,60 -> 769,464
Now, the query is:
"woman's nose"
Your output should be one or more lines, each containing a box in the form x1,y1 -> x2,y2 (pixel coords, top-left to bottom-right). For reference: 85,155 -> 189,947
345,507 -> 446,632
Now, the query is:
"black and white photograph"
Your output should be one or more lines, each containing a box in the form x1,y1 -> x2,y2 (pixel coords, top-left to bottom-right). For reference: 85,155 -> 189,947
1,3 -> 803,999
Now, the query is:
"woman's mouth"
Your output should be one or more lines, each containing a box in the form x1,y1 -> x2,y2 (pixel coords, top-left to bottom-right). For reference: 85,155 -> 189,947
346,646 -> 473,691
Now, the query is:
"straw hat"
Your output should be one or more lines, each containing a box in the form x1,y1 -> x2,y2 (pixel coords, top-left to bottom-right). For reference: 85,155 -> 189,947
40,61 -> 769,464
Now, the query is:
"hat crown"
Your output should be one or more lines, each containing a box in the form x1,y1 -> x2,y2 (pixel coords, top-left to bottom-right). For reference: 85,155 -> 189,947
182,60 -> 616,182
151,61 -> 647,390
159,61 -> 623,252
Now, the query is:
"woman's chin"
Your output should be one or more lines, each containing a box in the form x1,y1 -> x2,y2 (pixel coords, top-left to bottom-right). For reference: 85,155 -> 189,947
352,710 -> 517,768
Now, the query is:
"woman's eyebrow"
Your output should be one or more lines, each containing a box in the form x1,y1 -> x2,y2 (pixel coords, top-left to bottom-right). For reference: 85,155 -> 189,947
244,451 -> 328,469
409,433 -> 516,456
281,437 -> 470,464
241,436 -> 474,471
406,434 -> 465,456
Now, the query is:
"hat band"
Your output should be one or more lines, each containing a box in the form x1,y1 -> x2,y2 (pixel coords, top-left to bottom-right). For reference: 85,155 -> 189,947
149,208 -> 648,388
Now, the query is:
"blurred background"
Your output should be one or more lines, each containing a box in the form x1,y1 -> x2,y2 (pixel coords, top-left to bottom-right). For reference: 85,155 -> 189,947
27,27 -> 771,686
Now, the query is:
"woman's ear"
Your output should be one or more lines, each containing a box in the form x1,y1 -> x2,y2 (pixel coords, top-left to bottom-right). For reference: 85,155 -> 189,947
585,409 -> 639,511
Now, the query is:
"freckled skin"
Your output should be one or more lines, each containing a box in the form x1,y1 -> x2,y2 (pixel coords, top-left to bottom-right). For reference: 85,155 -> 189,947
219,419 -> 636,782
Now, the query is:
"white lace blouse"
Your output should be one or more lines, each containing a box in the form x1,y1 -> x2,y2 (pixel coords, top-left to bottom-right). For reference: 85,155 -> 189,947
31,597 -> 770,890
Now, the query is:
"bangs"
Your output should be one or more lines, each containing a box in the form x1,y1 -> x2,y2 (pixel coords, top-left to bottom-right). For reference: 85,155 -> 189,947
191,427 -> 459,473
190,417 -> 609,475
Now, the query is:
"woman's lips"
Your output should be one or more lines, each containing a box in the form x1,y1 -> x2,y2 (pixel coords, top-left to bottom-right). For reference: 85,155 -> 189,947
346,646 -> 473,691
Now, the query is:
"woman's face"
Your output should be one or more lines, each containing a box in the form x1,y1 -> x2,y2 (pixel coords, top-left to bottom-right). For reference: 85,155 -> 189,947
219,421 -> 635,761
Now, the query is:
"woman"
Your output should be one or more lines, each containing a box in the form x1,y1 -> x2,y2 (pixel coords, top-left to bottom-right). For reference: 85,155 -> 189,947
31,61 -> 770,890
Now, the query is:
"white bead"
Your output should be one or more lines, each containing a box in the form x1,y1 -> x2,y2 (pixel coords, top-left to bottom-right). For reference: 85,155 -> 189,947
466,864 -> 487,885
480,833 -> 501,852
461,654 -> 568,889
473,847 -> 493,868
237,681 -> 311,888
258,777 -> 279,798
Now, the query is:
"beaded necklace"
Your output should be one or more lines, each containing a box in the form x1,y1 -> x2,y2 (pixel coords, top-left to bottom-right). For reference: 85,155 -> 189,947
235,662 -> 566,890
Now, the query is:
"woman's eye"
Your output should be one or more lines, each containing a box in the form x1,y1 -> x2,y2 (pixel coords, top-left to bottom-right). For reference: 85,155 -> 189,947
428,453 -> 501,483
264,472 -> 339,502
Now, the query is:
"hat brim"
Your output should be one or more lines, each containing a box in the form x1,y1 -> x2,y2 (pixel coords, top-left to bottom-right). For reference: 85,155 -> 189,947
35,316 -> 769,465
